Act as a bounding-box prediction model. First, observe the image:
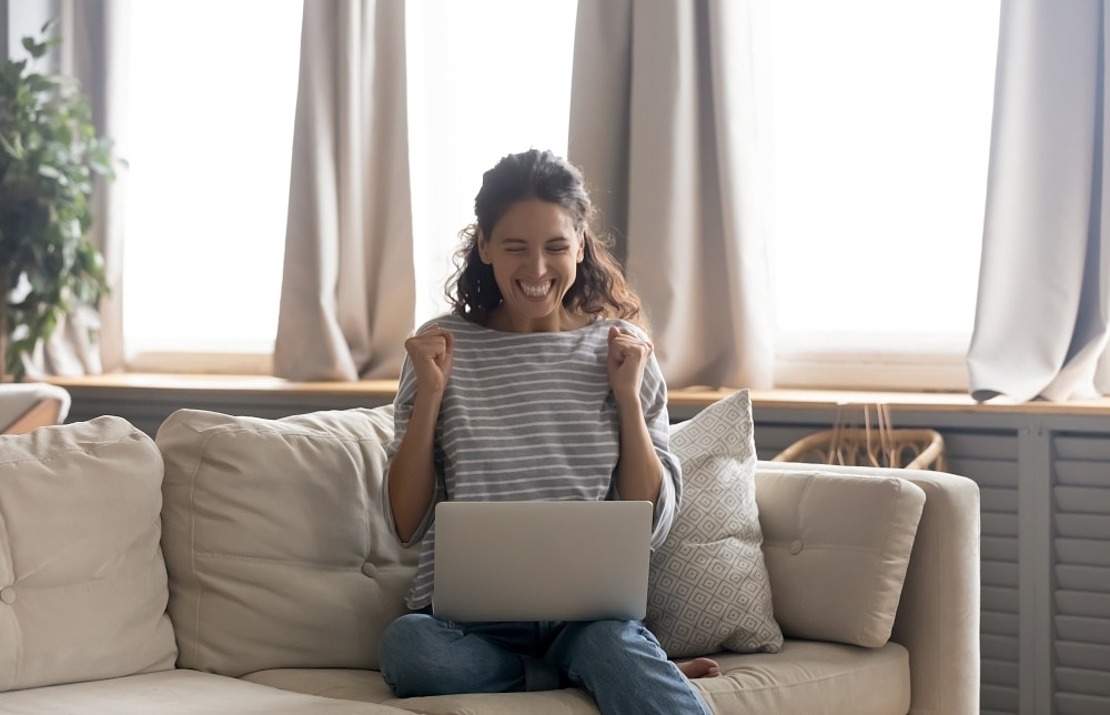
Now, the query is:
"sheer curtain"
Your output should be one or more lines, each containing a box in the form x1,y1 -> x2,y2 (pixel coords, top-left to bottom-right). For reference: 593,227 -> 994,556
273,0 -> 414,381
568,0 -> 774,390
968,0 -> 1110,402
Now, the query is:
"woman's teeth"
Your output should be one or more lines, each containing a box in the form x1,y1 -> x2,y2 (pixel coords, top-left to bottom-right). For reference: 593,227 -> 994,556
520,281 -> 551,297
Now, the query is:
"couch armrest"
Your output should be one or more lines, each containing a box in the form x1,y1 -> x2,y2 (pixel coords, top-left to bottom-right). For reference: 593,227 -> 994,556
755,461 -> 981,715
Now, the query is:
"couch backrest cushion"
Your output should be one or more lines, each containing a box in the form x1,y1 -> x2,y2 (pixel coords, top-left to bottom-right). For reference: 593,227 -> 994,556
0,416 -> 177,691
754,466 -> 925,647
156,406 -> 416,677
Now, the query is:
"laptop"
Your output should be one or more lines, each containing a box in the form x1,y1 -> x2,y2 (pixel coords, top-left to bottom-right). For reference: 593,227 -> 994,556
432,500 -> 653,622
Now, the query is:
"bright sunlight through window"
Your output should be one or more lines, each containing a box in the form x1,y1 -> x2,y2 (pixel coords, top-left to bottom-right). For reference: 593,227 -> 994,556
406,0 -> 578,325
766,1 -> 1000,388
122,0 -> 302,368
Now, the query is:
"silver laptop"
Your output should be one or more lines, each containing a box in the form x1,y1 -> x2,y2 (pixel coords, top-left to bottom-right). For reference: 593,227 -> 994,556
432,500 -> 652,622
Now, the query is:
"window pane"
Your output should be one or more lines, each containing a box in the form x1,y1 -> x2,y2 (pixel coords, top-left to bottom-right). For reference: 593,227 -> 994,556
406,0 -> 577,325
122,0 -> 302,358
767,1 -> 1000,357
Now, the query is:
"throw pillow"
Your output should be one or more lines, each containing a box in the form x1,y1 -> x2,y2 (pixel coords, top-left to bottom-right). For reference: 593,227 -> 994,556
156,405 -> 418,677
646,389 -> 784,658
0,416 -> 178,691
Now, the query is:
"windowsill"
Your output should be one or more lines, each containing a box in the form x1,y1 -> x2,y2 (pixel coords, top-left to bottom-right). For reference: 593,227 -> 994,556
44,373 -> 1110,417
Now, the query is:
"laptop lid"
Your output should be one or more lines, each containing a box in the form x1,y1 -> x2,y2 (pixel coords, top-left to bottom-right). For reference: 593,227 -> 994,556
432,500 -> 652,622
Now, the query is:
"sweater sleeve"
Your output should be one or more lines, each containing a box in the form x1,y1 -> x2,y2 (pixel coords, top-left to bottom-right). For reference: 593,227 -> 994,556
381,350 -> 443,547
638,339 -> 683,550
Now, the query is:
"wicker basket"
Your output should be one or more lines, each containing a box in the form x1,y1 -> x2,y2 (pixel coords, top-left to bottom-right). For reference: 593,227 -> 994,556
772,404 -> 947,471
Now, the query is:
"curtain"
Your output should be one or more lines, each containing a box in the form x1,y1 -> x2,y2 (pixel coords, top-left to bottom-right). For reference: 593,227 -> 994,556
20,0 -> 129,377
968,0 -> 1110,402
273,0 -> 414,381
568,0 -> 774,390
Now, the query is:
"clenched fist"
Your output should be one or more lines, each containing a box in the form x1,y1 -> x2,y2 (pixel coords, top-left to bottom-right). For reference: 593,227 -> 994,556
607,325 -> 651,405
405,324 -> 454,395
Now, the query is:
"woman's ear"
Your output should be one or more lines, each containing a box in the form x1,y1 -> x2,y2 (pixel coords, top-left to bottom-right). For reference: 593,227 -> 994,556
477,230 -> 493,265
577,232 -> 586,263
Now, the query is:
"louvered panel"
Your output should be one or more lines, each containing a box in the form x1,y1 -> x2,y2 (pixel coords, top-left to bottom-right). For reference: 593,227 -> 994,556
1057,513 -> 1110,540
1055,486 -> 1110,514
941,431 -> 1019,459
981,536 -> 1018,562
947,457 -> 1017,487
982,511 -> 1018,537
981,611 -> 1019,637
1057,615 -> 1110,645
1056,539 -> 1110,568
982,633 -> 1020,660
984,585 -> 1020,614
1056,459 -> 1110,487
1054,431 -> 1110,715
982,683 -> 1020,713
1056,692 -> 1110,715
982,658 -> 1019,686
980,486 -> 1019,513
1057,641 -> 1110,671
1055,435 -> 1110,461
1056,667 -> 1110,698
1056,592 -> 1110,619
1056,565 -> 1110,593
982,560 -> 1019,588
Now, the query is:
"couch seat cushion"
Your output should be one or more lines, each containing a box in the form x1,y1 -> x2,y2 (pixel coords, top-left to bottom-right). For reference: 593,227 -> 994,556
242,639 -> 909,715
0,417 -> 177,691
0,669 -> 414,714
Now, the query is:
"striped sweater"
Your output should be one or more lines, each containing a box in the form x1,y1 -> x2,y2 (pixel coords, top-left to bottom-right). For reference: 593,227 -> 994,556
383,313 -> 682,611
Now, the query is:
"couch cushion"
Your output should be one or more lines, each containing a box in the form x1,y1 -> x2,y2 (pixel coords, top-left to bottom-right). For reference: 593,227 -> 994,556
755,466 -> 926,646
0,669 -> 415,714
156,407 -> 417,677
648,389 -> 783,658
0,417 -> 177,691
243,639 -> 909,715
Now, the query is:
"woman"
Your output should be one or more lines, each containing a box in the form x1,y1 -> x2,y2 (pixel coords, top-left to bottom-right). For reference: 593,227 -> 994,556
379,149 -> 717,714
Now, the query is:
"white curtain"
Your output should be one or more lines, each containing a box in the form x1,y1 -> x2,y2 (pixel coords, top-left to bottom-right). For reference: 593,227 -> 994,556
968,0 -> 1110,402
19,0 -> 129,377
273,0 -> 414,381
568,0 -> 774,390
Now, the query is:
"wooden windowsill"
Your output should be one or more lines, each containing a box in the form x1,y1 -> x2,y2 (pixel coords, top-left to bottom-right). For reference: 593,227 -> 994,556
43,373 -> 1110,417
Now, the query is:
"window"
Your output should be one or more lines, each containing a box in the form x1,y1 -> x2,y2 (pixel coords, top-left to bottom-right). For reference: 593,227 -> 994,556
121,0 -> 303,372
764,0 -> 1001,389
406,0 -> 578,324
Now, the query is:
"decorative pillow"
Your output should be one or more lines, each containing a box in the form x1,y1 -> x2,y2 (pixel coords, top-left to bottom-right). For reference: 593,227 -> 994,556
755,465 -> 926,647
0,417 -> 177,691
646,389 -> 783,658
156,406 -> 418,677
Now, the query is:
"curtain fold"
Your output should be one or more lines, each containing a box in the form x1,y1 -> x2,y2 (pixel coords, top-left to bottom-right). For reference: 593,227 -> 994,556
23,0 -> 129,377
274,0 -> 414,381
568,0 -> 773,390
968,0 -> 1110,402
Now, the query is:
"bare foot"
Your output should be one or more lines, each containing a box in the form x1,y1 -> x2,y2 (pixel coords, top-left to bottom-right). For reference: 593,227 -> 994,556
677,657 -> 721,679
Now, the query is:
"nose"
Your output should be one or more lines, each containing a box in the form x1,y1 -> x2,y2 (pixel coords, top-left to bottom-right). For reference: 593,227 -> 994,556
526,249 -> 547,278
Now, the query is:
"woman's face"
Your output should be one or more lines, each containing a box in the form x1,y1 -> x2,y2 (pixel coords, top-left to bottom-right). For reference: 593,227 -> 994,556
478,199 -> 585,332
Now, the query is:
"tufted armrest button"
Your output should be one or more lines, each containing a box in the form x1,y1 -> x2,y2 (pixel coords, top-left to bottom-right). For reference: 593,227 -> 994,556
0,587 -> 16,604
789,539 -> 804,555
361,562 -> 377,577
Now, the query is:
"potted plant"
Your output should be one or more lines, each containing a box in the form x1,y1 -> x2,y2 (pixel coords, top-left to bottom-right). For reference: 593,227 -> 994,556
0,22 -> 117,382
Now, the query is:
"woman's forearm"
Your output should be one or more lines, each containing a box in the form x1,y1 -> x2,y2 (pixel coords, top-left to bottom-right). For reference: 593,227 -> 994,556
387,391 -> 442,542
614,394 -> 664,505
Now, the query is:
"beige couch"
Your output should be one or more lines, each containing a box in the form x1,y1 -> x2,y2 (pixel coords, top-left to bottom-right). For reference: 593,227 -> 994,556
0,406 -> 980,714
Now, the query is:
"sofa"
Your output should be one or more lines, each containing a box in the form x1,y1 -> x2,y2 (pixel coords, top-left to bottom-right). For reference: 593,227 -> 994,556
0,398 -> 980,714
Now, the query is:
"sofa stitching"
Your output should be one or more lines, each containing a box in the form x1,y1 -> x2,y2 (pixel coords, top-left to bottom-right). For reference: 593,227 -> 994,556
186,429 -> 217,667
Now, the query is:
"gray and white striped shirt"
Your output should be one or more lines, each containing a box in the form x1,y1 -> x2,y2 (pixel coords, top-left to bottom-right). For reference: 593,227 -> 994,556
384,313 -> 682,612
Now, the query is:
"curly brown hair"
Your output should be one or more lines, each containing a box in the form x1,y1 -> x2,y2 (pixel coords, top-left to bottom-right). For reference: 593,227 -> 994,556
446,149 -> 645,329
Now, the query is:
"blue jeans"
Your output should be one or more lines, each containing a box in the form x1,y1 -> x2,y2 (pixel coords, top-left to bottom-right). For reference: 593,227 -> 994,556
379,613 -> 712,715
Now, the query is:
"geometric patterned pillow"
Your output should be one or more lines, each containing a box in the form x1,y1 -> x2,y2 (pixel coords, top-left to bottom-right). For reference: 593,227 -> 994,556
646,389 -> 784,658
